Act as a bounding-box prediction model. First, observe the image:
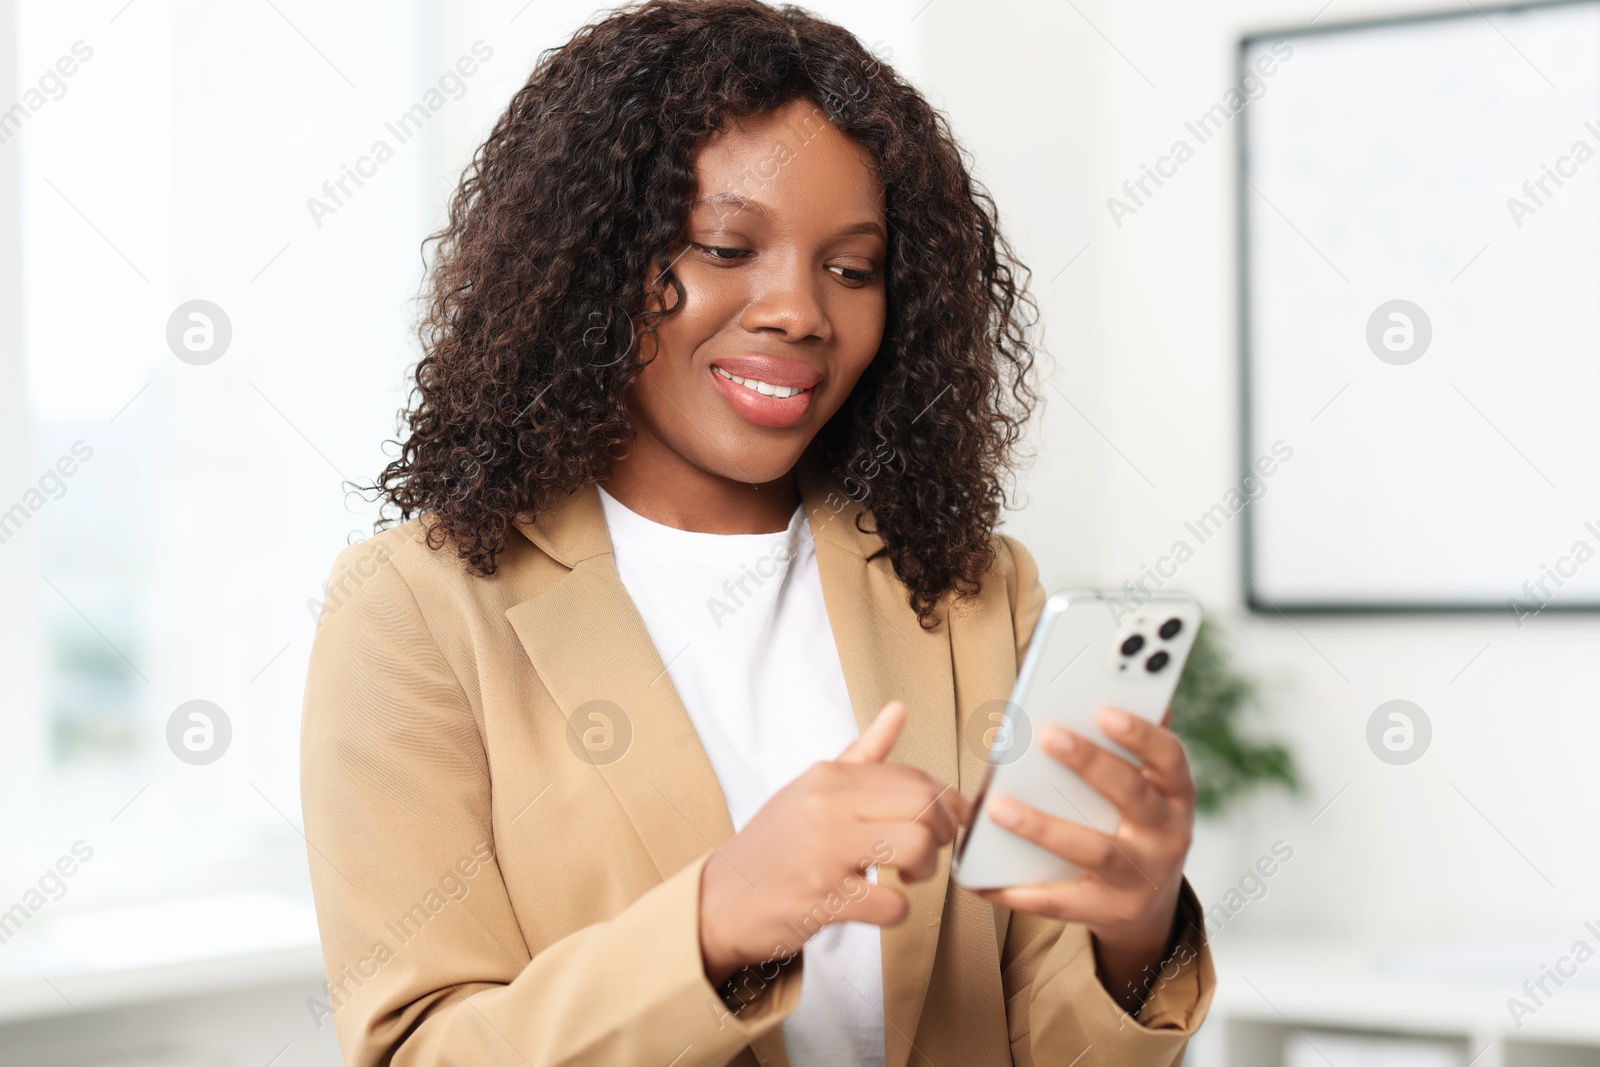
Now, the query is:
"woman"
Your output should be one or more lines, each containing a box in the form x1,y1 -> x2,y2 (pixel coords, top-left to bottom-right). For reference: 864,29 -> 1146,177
301,2 -> 1214,1064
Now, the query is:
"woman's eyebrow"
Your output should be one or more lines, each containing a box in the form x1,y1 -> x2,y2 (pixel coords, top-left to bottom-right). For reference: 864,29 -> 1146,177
692,193 -> 885,241
835,219 -> 887,241
693,191 -> 768,216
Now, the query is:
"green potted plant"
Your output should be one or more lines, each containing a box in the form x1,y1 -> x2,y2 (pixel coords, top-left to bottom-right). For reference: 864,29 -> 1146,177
1170,618 -> 1301,818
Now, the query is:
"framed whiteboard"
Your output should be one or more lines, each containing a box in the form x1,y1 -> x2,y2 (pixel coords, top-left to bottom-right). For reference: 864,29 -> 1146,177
1239,0 -> 1600,615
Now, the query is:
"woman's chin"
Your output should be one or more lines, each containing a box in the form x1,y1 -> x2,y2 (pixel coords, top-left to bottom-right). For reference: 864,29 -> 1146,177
695,436 -> 814,488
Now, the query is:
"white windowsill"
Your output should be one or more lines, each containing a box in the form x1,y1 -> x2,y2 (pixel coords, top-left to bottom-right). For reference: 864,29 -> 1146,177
0,891 -> 325,1023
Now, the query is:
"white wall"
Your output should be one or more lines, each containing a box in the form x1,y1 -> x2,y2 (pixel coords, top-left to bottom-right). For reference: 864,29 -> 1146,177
918,0 -> 1600,949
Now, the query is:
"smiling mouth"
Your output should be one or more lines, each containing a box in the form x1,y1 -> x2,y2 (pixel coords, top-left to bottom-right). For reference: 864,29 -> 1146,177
712,366 -> 807,399
707,360 -> 817,429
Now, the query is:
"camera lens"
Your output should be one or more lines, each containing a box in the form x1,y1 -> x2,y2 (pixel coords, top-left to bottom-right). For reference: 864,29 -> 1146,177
1159,617 -> 1183,640
1146,650 -> 1170,673
1120,634 -> 1145,656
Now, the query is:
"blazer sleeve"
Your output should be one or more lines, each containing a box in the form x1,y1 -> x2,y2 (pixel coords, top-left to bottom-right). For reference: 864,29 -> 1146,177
299,539 -> 803,1067
993,535 -> 1217,1067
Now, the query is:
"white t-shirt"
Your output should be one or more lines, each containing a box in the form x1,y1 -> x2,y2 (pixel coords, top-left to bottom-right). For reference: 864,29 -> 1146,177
597,484 -> 887,1067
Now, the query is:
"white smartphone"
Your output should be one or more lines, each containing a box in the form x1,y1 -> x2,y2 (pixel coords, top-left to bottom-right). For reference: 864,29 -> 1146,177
952,590 -> 1203,890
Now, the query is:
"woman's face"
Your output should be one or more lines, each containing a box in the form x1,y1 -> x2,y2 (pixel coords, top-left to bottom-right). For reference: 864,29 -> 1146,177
628,98 -> 888,489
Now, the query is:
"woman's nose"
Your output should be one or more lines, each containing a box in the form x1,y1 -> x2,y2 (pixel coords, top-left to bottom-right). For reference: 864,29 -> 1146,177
738,253 -> 832,342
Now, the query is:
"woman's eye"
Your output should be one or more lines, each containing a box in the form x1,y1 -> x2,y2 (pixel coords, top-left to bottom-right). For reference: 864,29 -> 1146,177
828,264 -> 877,284
694,243 -> 750,261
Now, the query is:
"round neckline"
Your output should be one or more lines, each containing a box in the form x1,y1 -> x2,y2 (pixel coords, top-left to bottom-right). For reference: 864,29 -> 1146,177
596,484 -> 806,548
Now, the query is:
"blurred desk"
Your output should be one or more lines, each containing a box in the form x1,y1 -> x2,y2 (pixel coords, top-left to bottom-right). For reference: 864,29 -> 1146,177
1189,936 -> 1600,1067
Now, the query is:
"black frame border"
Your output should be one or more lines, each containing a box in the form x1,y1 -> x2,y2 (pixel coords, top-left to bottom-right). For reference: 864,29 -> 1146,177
1236,0 -> 1600,616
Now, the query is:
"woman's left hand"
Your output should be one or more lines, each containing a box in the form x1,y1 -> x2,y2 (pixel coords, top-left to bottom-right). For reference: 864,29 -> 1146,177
967,705 -> 1195,1015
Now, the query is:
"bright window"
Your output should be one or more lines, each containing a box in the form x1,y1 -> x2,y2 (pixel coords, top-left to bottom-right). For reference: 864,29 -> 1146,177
4,0 -> 433,914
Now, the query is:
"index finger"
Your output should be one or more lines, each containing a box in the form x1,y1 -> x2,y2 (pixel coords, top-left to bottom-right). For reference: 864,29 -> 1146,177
838,700 -> 907,764
837,705 -> 972,826
1094,705 -> 1194,800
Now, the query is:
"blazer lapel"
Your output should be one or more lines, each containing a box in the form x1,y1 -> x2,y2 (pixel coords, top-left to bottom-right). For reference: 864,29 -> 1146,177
504,542 -> 734,876
506,466 -> 958,1067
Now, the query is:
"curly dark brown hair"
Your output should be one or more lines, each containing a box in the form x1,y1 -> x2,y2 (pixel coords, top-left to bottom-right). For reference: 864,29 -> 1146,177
367,0 -> 1040,627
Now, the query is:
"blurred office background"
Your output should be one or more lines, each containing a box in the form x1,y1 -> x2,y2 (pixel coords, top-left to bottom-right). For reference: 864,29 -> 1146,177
1,0 -> 1596,1064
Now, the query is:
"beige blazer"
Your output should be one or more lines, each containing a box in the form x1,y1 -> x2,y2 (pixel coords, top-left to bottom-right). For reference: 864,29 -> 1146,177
300,458 -> 1215,1067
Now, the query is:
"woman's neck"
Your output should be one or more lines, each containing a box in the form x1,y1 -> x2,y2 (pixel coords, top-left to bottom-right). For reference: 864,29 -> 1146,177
600,444 -> 801,535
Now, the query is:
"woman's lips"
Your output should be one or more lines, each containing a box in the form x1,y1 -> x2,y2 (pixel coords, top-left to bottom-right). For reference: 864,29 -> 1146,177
712,354 -> 823,389
708,354 -> 820,429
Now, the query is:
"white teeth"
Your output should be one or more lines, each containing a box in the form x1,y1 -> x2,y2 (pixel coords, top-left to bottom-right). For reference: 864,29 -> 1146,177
714,366 -> 804,399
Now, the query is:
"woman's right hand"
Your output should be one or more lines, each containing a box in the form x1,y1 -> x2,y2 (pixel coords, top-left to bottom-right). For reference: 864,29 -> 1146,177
697,700 -> 971,987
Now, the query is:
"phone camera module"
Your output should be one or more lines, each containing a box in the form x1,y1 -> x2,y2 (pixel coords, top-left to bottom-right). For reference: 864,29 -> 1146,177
1158,617 -> 1183,640
1120,634 -> 1145,656
1145,650 -> 1170,673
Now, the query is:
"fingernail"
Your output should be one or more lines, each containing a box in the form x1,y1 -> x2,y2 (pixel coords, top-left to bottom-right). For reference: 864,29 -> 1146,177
1043,724 -> 1075,755
987,795 -> 1021,828
1099,707 -> 1133,733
